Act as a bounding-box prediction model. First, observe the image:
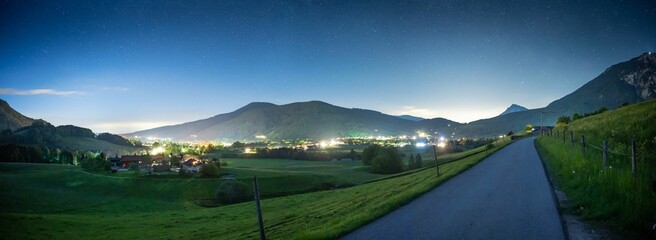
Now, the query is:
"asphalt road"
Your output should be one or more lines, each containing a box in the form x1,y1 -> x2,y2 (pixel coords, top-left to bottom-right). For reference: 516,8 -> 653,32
343,137 -> 565,240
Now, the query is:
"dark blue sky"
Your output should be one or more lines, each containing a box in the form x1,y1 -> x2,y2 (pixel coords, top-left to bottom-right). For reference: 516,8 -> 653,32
1,0 -> 655,133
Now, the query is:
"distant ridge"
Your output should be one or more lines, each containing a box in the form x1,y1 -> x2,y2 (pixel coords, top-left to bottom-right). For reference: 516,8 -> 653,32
397,115 -> 426,122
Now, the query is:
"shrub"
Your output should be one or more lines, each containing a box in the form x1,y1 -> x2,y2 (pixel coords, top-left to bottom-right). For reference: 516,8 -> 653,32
216,181 -> 252,204
199,163 -> 220,178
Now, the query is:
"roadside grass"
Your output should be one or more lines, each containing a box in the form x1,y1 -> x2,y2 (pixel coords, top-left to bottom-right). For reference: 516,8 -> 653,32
0,136 -> 516,239
535,100 -> 656,236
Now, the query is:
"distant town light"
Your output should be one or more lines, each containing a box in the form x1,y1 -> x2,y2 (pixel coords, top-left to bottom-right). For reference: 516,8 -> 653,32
256,135 -> 267,139
415,142 -> 426,148
437,142 -> 446,148
151,146 -> 165,155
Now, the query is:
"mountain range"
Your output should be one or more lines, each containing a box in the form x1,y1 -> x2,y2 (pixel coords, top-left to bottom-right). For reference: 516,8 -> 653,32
2,52 -> 655,143
125,53 -> 655,141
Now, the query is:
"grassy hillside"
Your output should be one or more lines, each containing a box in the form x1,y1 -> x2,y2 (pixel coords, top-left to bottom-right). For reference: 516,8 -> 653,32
0,136 -> 516,239
60,137 -> 143,155
536,100 -> 656,236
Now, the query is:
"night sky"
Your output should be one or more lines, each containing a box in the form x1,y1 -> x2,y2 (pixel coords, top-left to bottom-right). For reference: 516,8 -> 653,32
1,0 -> 655,134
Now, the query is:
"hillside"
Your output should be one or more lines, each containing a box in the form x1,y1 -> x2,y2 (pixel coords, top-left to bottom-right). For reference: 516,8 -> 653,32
0,99 -> 34,131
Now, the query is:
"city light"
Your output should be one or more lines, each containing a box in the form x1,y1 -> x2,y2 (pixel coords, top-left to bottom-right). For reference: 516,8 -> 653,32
415,142 -> 426,148
151,146 -> 165,155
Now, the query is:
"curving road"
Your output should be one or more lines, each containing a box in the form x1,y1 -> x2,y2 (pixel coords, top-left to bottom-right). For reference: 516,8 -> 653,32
343,137 -> 565,240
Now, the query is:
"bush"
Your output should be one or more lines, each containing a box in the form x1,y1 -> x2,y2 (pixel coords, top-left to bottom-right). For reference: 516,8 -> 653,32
216,181 -> 252,204
199,163 -> 220,178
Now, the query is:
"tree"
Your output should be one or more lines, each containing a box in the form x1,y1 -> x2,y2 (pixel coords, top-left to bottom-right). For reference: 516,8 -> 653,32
415,153 -> 422,168
80,152 -> 110,172
407,154 -> 415,169
231,141 -> 245,149
371,147 -> 403,174
557,115 -> 571,125
362,144 -> 382,166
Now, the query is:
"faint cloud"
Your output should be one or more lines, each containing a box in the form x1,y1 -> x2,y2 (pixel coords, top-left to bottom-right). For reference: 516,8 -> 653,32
102,87 -> 130,92
0,88 -> 84,96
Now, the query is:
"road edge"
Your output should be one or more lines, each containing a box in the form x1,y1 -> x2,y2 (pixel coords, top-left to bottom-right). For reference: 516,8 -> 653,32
533,137 -> 571,240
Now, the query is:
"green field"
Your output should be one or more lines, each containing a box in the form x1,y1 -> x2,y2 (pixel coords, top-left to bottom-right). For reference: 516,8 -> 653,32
0,136 -> 516,239
536,100 -> 656,237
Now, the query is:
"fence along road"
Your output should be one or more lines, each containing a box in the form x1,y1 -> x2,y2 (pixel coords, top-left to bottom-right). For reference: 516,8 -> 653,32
342,137 -> 565,240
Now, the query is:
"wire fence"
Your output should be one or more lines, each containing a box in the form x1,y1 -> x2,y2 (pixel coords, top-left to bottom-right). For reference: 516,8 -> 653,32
541,128 -> 639,176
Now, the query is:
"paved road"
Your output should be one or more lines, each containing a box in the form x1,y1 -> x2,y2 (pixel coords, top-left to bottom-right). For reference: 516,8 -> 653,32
343,137 -> 565,240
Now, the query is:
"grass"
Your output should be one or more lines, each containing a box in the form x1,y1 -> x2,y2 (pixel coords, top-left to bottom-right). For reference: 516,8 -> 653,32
0,136 -> 516,239
535,100 -> 656,236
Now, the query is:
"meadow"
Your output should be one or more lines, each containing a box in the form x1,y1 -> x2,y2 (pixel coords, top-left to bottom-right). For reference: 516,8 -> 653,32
0,136 -> 516,239
535,100 -> 656,237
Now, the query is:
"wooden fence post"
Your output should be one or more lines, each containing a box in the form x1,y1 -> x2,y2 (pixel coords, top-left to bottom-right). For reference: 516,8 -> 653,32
433,144 -> 440,177
253,176 -> 267,240
570,131 -> 574,146
602,140 -> 608,168
557,130 -> 560,139
563,130 -> 566,143
631,136 -> 637,177
581,135 -> 586,156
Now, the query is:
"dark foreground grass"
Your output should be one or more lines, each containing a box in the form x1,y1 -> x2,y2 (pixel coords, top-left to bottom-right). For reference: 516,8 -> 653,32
535,100 -> 656,237
0,138 -> 515,239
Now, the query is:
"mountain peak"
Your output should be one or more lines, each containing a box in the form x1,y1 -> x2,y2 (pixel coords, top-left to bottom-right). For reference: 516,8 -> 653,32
0,98 -> 35,130
499,104 -> 528,116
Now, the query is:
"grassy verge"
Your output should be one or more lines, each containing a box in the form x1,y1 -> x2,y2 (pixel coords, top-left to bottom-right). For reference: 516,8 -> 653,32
535,100 -> 656,237
0,137 -> 515,239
